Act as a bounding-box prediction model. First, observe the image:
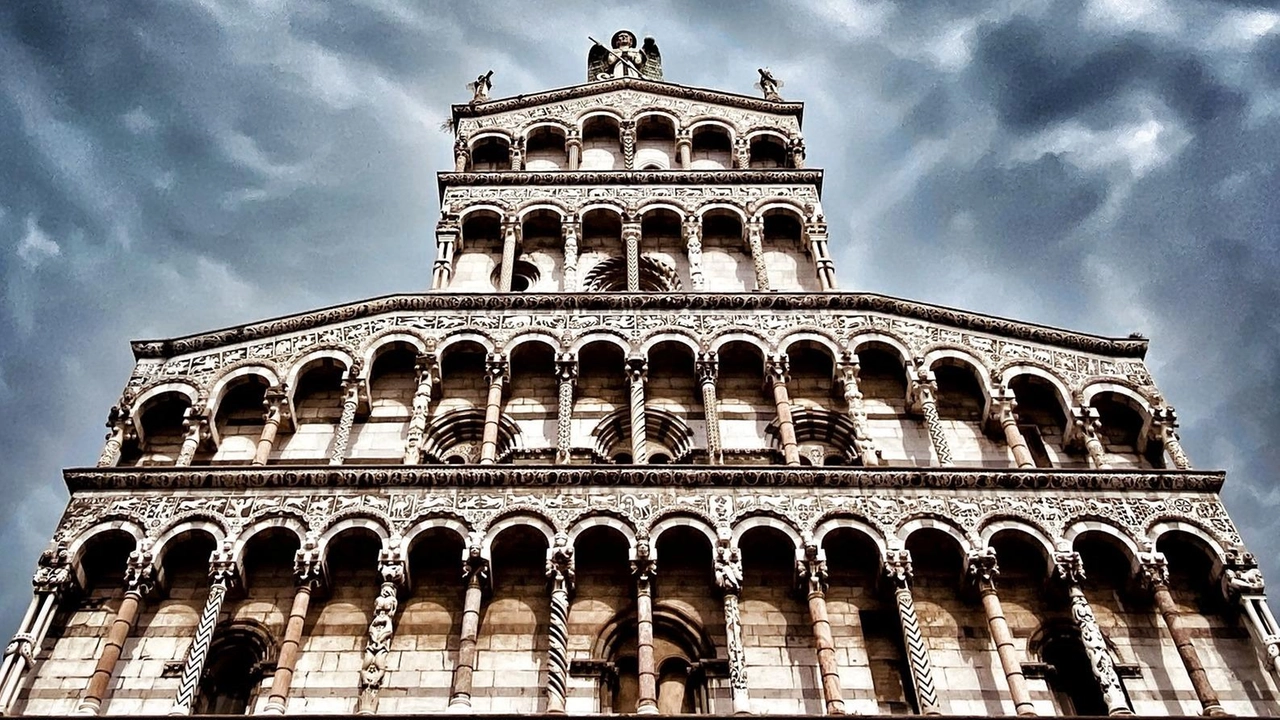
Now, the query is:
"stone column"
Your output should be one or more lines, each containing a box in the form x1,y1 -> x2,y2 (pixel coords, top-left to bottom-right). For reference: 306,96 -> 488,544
170,547 -> 239,716
766,354 -> 800,465
805,218 -> 836,291
909,364 -> 953,467
621,120 -> 636,170
623,218 -> 642,292
733,136 -> 750,170
254,385 -> 289,466
0,543 -> 74,714
626,355 -> 649,464
545,533 -> 575,715
714,529 -> 751,715
1222,547 -> 1280,681
449,537 -> 490,712
836,355 -> 880,466
1136,551 -> 1224,716
562,219 -> 580,292
788,135 -> 806,169
745,218 -> 770,291
554,354 -> 577,465
357,547 -> 408,715
433,216 -> 460,290
1070,406 -> 1112,469
676,129 -> 692,170
1053,551 -> 1132,716
885,549 -> 942,715
76,544 -> 157,716
990,386 -> 1035,469
632,540 -> 659,715
97,402 -> 132,467
566,130 -> 582,171
175,407 -> 208,467
499,217 -> 520,292
967,548 -> 1036,716
683,216 -> 706,291
479,354 -> 508,464
696,352 -> 722,464
797,543 -> 844,715
262,539 -> 326,715
329,375 -> 361,465
1151,406 -> 1191,470
402,354 -> 438,464
509,137 -> 524,171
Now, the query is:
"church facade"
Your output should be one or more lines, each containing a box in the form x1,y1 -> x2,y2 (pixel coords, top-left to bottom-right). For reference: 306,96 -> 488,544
2,32 -> 1279,718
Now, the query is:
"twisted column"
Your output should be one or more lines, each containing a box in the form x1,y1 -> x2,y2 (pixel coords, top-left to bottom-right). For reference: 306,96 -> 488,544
696,352 -> 722,464
766,354 -> 800,465
626,355 -> 648,464
1071,406 -> 1112,469
1054,551 -> 1131,716
746,218 -> 770,291
1151,407 -> 1191,470
676,129 -> 692,170
0,543 -> 74,714
76,543 -> 157,716
432,216 -> 460,290
479,354 -> 508,464
402,354 -> 438,464
329,377 -> 361,465
967,548 -> 1035,716
545,534 -> 575,715
885,550 -> 942,715
566,130 -> 582,171
623,219 -> 642,292
97,402 -> 132,467
1222,547 -> 1280,681
449,537 -> 490,712
1136,551 -> 1224,715
499,218 -> 520,292
254,385 -> 288,466
797,543 -> 843,715
632,541 -> 658,715
683,217 -> 706,291
990,386 -> 1035,468
175,407 -> 208,467
357,548 -> 407,715
562,220 -> 580,292
170,547 -> 239,716
714,529 -> 751,715
621,120 -> 636,170
836,355 -> 880,466
263,540 -> 325,714
554,355 -> 577,465
909,364 -> 953,466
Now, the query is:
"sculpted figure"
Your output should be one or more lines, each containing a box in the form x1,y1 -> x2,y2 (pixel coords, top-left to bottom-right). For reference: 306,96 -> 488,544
587,31 -> 663,81
756,67 -> 783,101
468,70 -> 494,103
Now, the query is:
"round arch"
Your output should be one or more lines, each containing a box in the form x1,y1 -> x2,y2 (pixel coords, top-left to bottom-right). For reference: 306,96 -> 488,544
206,365 -> 280,423
152,519 -> 229,570
1000,364 -> 1074,420
1147,520 -> 1229,568
848,333 -> 913,368
285,348 -> 355,401
569,332 -> 633,357
777,331 -> 843,361
229,516 -> 308,571
402,515 -> 471,554
315,515 -> 392,564
567,514 -> 638,550
695,202 -> 748,223
639,331 -> 700,358
731,514 -> 804,552
482,513 -> 557,559
648,515 -> 719,561
811,516 -> 889,561
977,517 -> 1059,560
515,203 -> 569,222
67,520 -> 146,571
707,331 -> 770,357
1064,521 -> 1142,571
131,382 -> 201,421
437,332 -> 497,357
504,332 -> 563,358
466,129 -> 514,150
897,516 -> 973,554
686,117 -> 739,140
360,332 -> 430,380
636,201 -> 687,221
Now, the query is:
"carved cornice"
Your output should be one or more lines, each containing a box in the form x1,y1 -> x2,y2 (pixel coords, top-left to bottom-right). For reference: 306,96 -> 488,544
129,292 -> 1149,360
451,77 -> 805,124
438,169 -> 823,191
63,465 -> 1224,493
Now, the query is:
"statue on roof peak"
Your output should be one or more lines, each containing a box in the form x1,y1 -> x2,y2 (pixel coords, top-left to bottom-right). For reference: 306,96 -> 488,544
588,31 -> 662,82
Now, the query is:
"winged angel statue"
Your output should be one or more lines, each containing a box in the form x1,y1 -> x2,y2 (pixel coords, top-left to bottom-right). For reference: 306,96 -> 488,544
587,30 -> 663,82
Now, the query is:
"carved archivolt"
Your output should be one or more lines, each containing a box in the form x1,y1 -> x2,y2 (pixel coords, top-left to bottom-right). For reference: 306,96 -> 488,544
442,181 -> 821,219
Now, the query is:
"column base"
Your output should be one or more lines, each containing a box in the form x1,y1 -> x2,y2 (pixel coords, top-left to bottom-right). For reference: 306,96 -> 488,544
261,700 -> 286,714
73,698 -> 102,716
446,696 -> 473,713
637,700 -> 659,715
1202,704 -> 1229,717
167,701 -> 192,716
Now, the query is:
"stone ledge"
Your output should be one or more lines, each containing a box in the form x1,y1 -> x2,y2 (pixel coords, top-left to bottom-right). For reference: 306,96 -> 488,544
7,714 -> 1260,720
63,465 -> 1224,493
438,169 -> 824,189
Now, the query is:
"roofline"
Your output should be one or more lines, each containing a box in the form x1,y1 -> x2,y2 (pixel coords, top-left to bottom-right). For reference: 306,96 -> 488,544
129,292 -> 1149,360
451,77 -> 804,128
436,169 -> 823,199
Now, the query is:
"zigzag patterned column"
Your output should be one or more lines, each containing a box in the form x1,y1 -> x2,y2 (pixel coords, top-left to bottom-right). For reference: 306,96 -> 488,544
554,355 -> 577,465
836,356 -> 880,466
170,548 -> 238,715
885,550 -> 941,715
1054,551 -> 1131,716
696,353 -> 722,464
0,543 -> 74,714
449,537 -> 490,712
329,377 -> 360,465
479,354 -> 508,464
621,121 -> 636,170
798,543 -> 844,715
402,354 -> 437,464
626,356 -> 648,464
967,548 -> 1036,716
76,544 -> 157,715
357,549 -> 407,715
1137,551 -> 1224,716
545,534 -> 574,715
715,529 -> 751,715
263,539 -> 326,715
909,365 -> 953,467
632,541 -> 658,715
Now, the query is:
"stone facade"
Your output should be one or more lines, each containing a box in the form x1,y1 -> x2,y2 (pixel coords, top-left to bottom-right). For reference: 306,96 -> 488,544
3,31 -> 1279,719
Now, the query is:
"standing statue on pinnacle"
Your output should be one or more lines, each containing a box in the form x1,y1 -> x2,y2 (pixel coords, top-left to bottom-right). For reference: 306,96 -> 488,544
468,70 -> 494,103
756,68 -> 784,101
588,30 -> 663,82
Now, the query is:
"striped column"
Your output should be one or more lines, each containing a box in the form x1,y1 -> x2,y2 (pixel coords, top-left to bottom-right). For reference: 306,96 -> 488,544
885,550 -> 941,715
253,385 -> 288,466
1138,551 -> 1224,716
170,550 -> 239,715
449,538 -> 490,712
632,542 -> 658,715
479,354 -> 508,464
262,541 -> 326,714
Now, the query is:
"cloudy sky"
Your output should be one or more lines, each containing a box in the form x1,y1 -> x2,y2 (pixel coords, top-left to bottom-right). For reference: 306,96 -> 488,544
2,0 -> 1279,635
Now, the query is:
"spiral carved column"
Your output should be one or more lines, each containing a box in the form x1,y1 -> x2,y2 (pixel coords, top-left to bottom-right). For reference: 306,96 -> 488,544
76,544 -> 157,716
555,355 -> 577,465
909,364 -> 953,467
967,548 -> 1036,716
798,543 -> 844,715
684,217 -> 706,291
329,377 -> 361,465
1071,406 -> 1112,469
746,218 -> 770,291
837,356 -> 880,466
562,220 -> 580,292
696,352 -> 722,464
1152,406 -> 1191,469
626,355 -> 648,464
545,534 -> 574,715
97,403 -> 132,467
170,549 -> 238,716
402,353 -> 437,464
624,220 -> 642,293
1054,551 -> 1131,716
885,550 -> 942,715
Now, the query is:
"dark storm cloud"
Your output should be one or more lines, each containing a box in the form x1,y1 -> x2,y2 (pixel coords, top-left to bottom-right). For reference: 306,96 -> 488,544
2,0 -> 1280,644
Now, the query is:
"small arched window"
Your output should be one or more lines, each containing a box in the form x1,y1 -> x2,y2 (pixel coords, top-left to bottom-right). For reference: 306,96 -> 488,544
195,624 -> 273,715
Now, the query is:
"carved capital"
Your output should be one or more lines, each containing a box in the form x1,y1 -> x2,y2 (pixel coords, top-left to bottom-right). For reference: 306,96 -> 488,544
966,547 -> 999,590
630,538 -> 656,584
555,354 -> 579,384
796,543 -> 828,595
1224,545 -> 1265,599
1054,550 -> 1086,585
1068,406 -> 1102,442
262,384 -> 290,424
907,362 -> 938,411
836,354 -> 861,389
696,351 -> 718,385
988,385 -> 1018,427
714,534 -> 743,595
485,353 -> 509,386
625,355 -> 648,384
294,535 -> 327,591
765,354 -> 790,385
884,548 -> 913,587
32,541 -> 74,594
1136,551 -> 1169,592
125,541 -> 158,596
208,543 -> 241,590
547,532 -> 576,594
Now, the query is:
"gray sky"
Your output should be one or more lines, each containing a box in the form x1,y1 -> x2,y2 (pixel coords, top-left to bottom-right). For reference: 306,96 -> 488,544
2,0 -> 1279,636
